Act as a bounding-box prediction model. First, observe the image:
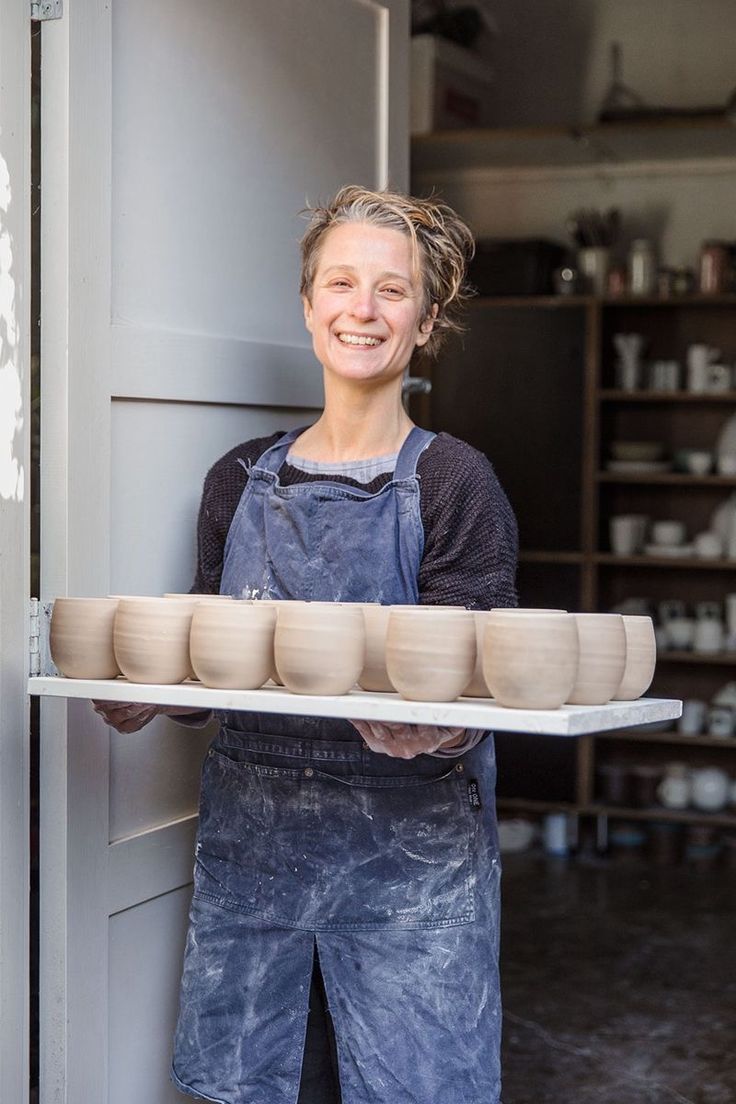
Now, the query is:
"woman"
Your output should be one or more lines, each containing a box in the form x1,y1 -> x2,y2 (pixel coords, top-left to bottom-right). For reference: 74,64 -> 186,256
96,186 -> 518,1104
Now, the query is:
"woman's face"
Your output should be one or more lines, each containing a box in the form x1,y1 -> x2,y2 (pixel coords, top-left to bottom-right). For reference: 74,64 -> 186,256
302,221 -> 435,386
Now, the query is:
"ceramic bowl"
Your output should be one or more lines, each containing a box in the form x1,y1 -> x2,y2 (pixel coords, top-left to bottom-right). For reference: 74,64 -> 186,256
463,609 -> 566,697
483,612 -> 578,709
612,615 -> 657,700
50,597 -> 121,679
113,596 -> 198,684
274,602 -> 364,695
189,600 -> 276,689
610,441 -> 664,463
566,613 -> 627,705
386,607 -> 476,702
358,604 -> 394,692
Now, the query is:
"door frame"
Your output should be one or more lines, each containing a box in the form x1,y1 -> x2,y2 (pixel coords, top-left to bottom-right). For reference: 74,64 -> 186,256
0,2 -> 31,1102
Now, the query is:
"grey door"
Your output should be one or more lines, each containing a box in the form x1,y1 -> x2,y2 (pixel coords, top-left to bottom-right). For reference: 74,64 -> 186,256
39,1 -> 409,1100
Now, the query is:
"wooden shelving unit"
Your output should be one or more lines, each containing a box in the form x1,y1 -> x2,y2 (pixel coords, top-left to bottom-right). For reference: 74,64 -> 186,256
427,291 -> 736,836
413,118 -> 736,842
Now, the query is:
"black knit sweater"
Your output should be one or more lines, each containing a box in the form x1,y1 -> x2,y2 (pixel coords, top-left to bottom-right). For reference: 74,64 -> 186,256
192,430 -> 519,610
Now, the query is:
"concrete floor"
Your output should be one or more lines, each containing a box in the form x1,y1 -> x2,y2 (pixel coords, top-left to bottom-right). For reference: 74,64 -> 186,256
500,853 -> 736,1104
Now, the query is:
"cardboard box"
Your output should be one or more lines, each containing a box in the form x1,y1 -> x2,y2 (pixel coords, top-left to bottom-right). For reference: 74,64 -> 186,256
411,33 -> 494,135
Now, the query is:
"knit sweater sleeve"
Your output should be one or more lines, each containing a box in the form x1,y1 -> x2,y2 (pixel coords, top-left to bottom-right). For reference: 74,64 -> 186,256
417,433 -> 519,610
191,432 -> 283,594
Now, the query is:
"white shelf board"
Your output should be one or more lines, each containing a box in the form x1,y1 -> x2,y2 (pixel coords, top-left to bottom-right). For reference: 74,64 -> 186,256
411,120 -> 736,174
27,676 -> 681,737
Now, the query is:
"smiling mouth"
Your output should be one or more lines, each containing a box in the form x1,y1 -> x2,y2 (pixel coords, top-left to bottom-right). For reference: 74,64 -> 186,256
336,332 -> 384,347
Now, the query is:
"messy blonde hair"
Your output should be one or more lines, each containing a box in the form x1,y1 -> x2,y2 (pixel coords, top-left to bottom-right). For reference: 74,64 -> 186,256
299,184 -> 475,359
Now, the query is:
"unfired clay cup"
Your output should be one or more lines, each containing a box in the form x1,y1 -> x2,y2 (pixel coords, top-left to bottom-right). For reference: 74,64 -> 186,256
274,602 -> 364,695
464,608 -> 567,697
566,613 -> 627,705
358,604 -> 394,692
612,615 -> 656,700
113,596 -> 198,684
386,607 -> 476,702
164,592 -> 235,678
257,599 -> 307,684
50,597 -> 121,679
483,612 -> 578,709
189,601 -> 276,689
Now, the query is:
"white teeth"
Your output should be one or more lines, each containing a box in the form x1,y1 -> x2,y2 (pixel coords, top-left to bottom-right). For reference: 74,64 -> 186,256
337,333 -> 382,346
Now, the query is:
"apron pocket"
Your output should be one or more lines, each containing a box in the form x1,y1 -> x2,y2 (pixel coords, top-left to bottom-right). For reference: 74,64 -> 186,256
195,748 -> 475,930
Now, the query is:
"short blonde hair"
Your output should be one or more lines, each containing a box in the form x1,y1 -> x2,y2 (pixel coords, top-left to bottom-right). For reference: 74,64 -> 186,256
299,185 -> 475,359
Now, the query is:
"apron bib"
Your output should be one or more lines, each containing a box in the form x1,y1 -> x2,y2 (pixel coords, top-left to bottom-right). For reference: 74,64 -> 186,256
172,427 -> 502,1104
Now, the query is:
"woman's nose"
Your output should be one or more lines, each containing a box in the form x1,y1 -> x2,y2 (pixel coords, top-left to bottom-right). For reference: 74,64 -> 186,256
349,290 -> 377,320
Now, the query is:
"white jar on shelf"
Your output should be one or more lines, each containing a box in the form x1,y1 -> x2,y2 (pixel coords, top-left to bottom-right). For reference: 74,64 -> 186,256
628,239 -> 657,296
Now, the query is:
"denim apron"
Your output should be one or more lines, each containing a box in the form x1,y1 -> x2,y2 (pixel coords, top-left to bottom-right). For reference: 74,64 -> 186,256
172,428 -> 502,1104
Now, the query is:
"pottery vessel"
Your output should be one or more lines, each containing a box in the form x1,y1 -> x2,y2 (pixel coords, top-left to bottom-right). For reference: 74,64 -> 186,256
612,615 -> 656,700
358,604 -> 394,692
483,612 -> 578,709
690,767 -> 731,812
463,609 -> 566,697
274,602 -> 364,695
657,763 -> 690,810
113,596 -> 198,684
50,597 -> 121,679
566,613 -> 626,705
386,607 -> 476,702
164,592 -> 234,678
189,601 -> 276,689
257,599 -> 307,684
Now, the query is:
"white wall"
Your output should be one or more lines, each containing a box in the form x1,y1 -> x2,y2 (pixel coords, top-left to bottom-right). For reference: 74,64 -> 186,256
413,0 -> 736,271
482,0 -> 736,127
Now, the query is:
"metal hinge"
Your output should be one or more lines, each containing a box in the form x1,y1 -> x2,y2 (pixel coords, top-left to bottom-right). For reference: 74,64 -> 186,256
29,598 -> 57,677
31,0 -> 62,21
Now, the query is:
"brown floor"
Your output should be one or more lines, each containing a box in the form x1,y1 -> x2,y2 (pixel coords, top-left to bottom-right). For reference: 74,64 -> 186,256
500,852 -> 736,1104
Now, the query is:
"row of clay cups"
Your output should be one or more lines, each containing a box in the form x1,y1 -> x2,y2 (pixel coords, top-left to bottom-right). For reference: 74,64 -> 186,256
49,597 -> 656,708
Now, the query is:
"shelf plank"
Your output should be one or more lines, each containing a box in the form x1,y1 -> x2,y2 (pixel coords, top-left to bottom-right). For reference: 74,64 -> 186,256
519,550 -> 584,565
595,553 -> 736,570
584,804 -> 736,828
26,677 -> 682,737
411,119 -> 736,173
595,729 -> 736,748
497,797 -> 736,828
469,296 -> 736,311
600,390 -> 736,403
598,471 -> 736,486
657,651 -> 736,665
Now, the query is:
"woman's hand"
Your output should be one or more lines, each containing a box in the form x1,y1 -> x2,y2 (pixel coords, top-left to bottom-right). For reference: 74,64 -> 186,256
351,719 -> 465,759
91,701 -> 205,734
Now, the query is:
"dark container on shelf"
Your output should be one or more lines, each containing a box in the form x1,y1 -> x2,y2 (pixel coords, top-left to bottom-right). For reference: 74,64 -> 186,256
468,238 -> 568,297
631,764 -> 663,808
596,762 -> 632,806
647,821 -> 685,865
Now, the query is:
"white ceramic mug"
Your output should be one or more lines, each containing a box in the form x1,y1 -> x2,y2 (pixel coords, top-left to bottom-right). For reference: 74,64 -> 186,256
690,767 -> 730,812
609,514 -> 648,556
677,699 -> 707,737
666,617 -> 695,651
693,531 -> 723,560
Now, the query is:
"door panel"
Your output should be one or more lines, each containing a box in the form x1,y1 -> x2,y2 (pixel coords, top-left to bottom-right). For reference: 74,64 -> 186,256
40,2 -> 409,1100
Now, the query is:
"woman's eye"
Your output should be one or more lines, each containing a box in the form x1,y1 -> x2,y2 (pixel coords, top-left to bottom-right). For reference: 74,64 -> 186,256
382,286 -> 404,297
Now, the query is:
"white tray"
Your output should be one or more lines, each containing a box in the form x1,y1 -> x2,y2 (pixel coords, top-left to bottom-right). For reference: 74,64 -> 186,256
27,676 -> 682,736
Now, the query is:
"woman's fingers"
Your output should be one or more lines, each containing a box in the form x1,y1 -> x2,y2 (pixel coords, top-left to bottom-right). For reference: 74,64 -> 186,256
91,700 -> 160,733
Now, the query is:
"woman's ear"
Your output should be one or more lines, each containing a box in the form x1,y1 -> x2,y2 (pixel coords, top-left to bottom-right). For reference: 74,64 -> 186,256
416,303 -> 439,347
302,294 -> 314,335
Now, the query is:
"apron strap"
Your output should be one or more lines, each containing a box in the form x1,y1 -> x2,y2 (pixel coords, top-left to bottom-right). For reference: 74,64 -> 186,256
393,427 -> 436,480
252,427 -> 311,474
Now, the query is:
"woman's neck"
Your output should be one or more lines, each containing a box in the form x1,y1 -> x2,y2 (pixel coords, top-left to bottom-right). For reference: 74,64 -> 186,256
292,377 -> 414,462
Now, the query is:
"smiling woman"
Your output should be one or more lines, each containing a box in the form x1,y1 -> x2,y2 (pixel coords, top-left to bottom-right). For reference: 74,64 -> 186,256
95,185 -> 518,1104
